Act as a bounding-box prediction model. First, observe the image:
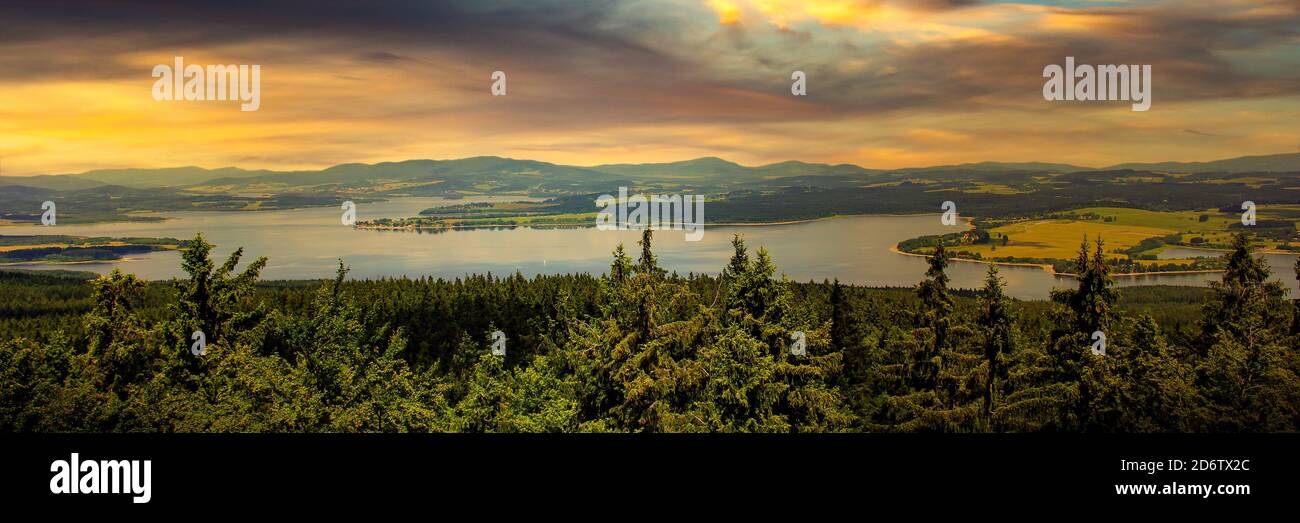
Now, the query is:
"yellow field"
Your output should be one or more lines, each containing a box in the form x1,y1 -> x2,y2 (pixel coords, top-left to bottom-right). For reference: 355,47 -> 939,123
960,183 -> 1032,195
967,219 -> 1172,259
0,243 -> 71,252
1061,207 -> 1232,232
494,202 -> 549,211
1202,177 -> 1280,188
956,206 -> 1300,260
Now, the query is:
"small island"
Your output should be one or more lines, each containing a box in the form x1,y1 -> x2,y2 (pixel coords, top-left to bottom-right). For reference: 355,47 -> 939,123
358,199 -> 597,230
0,234 -> 183,265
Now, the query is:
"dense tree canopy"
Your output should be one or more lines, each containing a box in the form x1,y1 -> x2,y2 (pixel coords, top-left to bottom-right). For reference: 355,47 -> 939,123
0,232 -> 1296,432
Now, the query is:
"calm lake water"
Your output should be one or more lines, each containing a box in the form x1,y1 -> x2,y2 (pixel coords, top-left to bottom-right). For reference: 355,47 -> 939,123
3,197 -> 1297,300
1154,246 -> 1300,294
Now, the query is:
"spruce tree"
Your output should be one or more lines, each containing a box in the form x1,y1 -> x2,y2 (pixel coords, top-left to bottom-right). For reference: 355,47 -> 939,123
83,268 -> 156,397
915,241 -> 954,390
1195,233 -> 1298,430
174,233 -> 268,349
85,269 -> 145,356
1197,233 -> 1287,352
609,244 -> 631,283
1054,236 -> 1118,336
976,265 -> 1014,428
634,229 -> 665,279
725,234 -> 750,280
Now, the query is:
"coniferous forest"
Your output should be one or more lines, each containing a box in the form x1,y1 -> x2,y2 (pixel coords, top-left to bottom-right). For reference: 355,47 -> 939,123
1,230 -> 1297,432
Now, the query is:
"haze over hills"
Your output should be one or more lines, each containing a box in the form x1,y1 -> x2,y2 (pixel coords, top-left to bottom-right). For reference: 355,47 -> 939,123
1103,152 -> 1300,173
590,157 -> 875,179
888,161 -> 1090,175
58,166 -> 277,189
3,150 -> 1299,225
2,151 -> 1297,194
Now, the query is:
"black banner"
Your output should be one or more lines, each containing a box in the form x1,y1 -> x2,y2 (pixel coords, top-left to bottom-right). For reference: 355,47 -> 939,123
0,433 -> 1291,515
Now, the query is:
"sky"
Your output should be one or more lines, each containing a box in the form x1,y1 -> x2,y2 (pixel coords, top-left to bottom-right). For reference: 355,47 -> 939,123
0,0 -> 1298,176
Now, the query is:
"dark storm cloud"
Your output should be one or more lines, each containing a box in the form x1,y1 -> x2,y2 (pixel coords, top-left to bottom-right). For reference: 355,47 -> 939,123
0,0 -> 681,81
0,0 -> 681,57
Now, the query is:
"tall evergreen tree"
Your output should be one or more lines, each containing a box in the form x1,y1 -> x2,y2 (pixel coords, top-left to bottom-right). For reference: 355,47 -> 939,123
82,268 -> 159,399
85,268 -> 145,356
976,266 -> 1015,428
725,234 -> 750,280
1054,236 -> 1118,337
915,241 -> 954,390
174,233 -> 268,350
634,229 -> 665,279
1195,233 -> 1299,431
609,244 -> 631,283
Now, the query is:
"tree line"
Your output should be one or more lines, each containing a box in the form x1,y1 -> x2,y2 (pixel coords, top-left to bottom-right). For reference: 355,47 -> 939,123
0,231 -> 1296,432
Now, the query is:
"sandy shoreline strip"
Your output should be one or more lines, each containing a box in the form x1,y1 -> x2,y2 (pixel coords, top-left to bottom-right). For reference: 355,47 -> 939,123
355,212 -> 964,231
889,244 -> 1227,278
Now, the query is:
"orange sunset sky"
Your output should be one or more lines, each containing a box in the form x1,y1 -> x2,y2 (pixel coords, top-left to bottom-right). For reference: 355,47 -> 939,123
1,0 -> 1298,176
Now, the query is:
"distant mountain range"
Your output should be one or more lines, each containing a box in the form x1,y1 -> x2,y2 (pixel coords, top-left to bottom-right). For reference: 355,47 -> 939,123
1104,153 -> 1300,173
4,151 -> 1299,226
2,151 -> 1298,194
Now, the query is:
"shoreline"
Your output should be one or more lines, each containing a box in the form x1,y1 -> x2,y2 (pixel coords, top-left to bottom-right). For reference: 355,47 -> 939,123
0,248 -> 174,267
889,244 -> 1227,278
354,212 -> 963,231
1160,245 -> 1298,256
0,257 -> 142,267
889,244 -> 1062,274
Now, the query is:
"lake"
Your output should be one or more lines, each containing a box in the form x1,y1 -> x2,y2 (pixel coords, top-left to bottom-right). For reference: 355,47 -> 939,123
3,197 -> 1297,300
